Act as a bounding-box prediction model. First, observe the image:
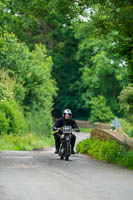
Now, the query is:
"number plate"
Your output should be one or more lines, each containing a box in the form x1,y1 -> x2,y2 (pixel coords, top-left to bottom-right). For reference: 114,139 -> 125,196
63,126 -> 72,134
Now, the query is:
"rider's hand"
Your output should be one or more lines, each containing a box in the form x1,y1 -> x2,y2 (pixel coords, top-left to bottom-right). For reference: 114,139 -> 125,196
53,127 -> 57,131
74,128 -> 80,132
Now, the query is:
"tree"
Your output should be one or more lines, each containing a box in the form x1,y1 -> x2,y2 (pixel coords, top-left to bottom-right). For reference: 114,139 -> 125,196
1,0 -> 132,121
74,20 -> 128,116
88,1 -> 133,82
0,33 -> 57,135
89,95 -> 114,122
1,0 -> 89,119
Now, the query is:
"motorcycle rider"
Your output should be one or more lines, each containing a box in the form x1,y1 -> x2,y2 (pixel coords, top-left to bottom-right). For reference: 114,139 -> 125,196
53,109 -> 80,154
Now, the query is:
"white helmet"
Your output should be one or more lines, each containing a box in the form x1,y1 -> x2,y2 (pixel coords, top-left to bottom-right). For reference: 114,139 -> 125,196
63,109 -> 72,118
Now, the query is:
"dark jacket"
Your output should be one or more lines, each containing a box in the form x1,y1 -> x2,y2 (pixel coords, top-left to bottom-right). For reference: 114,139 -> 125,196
53,118 -> 80,133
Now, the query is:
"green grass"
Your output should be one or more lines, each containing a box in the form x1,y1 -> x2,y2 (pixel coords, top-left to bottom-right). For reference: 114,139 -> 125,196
80,128 -> 92,133
0,133 -> 54,151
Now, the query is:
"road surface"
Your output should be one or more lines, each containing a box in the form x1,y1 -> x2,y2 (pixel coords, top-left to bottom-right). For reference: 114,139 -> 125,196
0,132 -> 133,200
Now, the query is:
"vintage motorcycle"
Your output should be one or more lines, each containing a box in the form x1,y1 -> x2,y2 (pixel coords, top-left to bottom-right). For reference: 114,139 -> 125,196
58,126 -> 73,161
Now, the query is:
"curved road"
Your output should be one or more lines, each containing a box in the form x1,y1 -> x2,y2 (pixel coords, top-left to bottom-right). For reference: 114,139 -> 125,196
0,132 -> 133,200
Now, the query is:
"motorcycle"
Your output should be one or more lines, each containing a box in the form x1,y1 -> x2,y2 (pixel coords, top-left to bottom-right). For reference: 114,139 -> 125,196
58,126 -> 72,161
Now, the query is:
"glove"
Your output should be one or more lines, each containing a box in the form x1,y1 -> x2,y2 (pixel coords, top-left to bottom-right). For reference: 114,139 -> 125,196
53,127 -> 57,131
74,128 -> 80,132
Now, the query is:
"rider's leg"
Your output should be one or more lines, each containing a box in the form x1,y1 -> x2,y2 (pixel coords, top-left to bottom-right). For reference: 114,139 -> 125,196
54,133 -> 60,153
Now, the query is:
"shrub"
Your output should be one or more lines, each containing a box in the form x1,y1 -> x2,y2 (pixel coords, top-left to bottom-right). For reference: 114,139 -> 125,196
0,70 -> 27,135
0,73 -> 27,134
76,138 -> 91,153
0,100 -> 26,135
76,138 -> 133,170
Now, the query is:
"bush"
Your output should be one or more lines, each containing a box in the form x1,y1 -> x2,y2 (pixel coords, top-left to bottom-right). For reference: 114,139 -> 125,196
0,72 -> 27,134
0,100 -> 27,135
89,95 -> 114,122
76,138 -> 133,170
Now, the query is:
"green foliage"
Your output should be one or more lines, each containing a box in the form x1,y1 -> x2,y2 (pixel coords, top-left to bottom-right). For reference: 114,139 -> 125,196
0,0 -> 132,123
76,138 -> 91,154
119,84 -> 133,123
74,20 -> 128,116
0,100 -> 26,135
0,71 -> 27,134
0,133 -> 54,151
26,108 -> 53,137
120,119 -> 133,137
89,95 -> 114,122
0,111 -> 9,133
0,33 -> 57,135
89,1 -> 133,81
0,0 -> 87,119
0,33 -> 57,110
76,138 -> 133,170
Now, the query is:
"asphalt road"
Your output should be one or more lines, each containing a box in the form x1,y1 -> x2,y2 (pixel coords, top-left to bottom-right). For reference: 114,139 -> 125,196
0,132 -> 133,200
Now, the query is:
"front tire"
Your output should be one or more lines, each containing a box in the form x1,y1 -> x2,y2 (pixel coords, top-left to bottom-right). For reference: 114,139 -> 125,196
60,156 -> 64,160
65,141 -> 70,161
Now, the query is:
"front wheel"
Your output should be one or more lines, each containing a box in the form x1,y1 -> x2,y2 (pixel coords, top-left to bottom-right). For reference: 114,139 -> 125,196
60,156 -> 64,160
65,141 -> 70,161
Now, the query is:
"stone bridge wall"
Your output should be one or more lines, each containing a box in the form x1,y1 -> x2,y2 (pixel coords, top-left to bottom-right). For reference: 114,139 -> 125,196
91,128 -> 133,150
76,120 -> 111,130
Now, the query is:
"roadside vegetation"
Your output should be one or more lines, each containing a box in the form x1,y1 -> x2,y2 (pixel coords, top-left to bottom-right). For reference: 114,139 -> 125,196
80,128 -> 92,133
76,138 -> 133,170
0,133 -> 54,151
0,34 -> 56,150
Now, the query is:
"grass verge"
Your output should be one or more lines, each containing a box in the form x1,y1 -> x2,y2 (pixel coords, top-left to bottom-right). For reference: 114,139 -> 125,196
76,138 -> 133,170
80,128 -> 92,133
0,133 -> 54,151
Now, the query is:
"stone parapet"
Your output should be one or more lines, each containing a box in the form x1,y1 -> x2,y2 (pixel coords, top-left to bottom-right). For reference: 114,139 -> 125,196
75,120 -> 94,128
75,120 -> 111,130
91,128 -> 133,150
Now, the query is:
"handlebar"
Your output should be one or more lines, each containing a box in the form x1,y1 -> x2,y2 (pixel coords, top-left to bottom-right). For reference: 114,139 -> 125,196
53,127 -> 80,132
